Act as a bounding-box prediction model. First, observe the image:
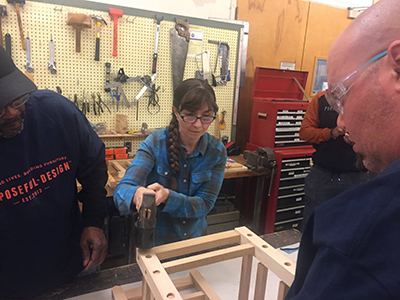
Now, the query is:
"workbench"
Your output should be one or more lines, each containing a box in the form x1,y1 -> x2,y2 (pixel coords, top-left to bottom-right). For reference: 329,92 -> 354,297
105,155 -> 271,234
35,229 -> 300,300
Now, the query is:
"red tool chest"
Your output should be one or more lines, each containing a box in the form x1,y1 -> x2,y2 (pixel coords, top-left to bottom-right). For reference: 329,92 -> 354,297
246,67 -> 315,234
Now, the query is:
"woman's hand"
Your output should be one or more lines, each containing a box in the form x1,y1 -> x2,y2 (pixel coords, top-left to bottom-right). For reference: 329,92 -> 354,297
132,187 -> 156,211
147,183 -> 170,206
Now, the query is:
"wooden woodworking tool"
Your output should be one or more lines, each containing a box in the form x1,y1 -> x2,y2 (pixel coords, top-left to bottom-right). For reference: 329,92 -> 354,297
0,5 -> 7,47
67,13 -> 91,53
109,8 -> 122,56
6,0 -> 25,50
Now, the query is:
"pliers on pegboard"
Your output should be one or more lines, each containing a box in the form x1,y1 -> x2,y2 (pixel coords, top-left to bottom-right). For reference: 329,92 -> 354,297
73,94 -> 79,108
82,91 -> 90,115
97,93 -> 111,114
92,93 -> 98,115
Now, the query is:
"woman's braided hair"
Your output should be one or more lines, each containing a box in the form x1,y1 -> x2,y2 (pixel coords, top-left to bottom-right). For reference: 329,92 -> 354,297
167,78 -> 218,191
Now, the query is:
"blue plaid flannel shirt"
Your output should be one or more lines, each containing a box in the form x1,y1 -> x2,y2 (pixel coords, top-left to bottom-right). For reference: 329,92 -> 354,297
113,128 -> 227,245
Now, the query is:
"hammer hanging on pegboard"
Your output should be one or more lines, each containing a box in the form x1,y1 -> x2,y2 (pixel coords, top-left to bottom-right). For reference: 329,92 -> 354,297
7,0 -> 25,50
0,6 -> 7,48
91,15 -> 107,61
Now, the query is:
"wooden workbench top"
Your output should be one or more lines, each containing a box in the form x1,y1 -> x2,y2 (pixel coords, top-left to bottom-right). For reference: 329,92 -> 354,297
103,155 -> 270,196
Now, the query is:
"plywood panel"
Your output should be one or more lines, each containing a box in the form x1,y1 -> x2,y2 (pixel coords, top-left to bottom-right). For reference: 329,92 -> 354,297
302,3 -> 352,96
236,0 -> 309,151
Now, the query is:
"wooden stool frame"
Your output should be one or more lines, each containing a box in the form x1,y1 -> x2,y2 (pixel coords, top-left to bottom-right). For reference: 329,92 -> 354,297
111,226 -> 296,300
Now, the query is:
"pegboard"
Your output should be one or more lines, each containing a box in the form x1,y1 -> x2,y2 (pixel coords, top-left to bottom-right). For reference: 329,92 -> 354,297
0,0 -> 240,151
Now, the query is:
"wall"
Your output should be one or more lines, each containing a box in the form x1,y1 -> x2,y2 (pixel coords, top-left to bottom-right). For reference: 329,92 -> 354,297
235,0 -> 353,151
85,0 -> 237,20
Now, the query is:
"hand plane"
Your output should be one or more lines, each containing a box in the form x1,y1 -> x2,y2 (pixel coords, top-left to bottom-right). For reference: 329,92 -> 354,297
135,193 -> 157,249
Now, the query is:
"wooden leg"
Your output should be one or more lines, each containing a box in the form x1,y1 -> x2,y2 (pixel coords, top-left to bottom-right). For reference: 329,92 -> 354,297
277,281 -> 290,300
254,262 -> 268,300
111,286 -> 128,300
142,277 -> 151,300
238,255 -> 253,300
190,268 -> 221,300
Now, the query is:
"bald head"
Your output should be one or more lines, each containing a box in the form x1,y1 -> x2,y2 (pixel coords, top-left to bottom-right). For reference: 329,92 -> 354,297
328,0 -> 400,83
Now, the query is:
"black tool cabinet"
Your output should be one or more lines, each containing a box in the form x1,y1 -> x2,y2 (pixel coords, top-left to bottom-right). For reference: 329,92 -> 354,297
246,67 -> 315,234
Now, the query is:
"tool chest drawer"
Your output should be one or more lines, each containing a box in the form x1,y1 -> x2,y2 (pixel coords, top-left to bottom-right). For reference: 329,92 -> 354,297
274,218 -> 303,232
248,101 -> 310,150
275,205 -> 305,222
263,148 -> 314,234
277,193 -> 305,209
274,109 -> 307,148
278,185 -> 305,198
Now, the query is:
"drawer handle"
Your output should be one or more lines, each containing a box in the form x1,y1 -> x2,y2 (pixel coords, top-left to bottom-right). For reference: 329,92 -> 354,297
258,112 -> 267,120
296,197 -> 302,201
295,210 -> 301,214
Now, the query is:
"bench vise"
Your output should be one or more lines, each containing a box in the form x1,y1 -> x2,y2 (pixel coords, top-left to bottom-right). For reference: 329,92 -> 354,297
243,147 -> 277,172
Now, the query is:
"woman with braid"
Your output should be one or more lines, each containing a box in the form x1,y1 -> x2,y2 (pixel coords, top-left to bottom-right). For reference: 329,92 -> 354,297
114,78 -> 227,245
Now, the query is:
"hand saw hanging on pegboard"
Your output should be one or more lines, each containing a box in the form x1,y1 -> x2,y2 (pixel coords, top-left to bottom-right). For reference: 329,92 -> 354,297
170,18 -> 190,92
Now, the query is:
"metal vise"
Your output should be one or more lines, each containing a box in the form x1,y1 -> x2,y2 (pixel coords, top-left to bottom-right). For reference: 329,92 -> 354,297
243,147 -> 277,172
135,193 -> 157,249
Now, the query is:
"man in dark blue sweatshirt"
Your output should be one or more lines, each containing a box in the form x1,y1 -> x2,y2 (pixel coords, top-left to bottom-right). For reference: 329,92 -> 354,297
286,0 -> 400,299
0,47 -> 108,299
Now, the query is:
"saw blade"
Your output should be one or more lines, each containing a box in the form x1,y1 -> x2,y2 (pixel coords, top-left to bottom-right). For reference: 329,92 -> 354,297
170,28 -> 189,92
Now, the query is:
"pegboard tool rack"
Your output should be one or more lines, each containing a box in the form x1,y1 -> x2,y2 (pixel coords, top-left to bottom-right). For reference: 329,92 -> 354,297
0,0 -> 244,151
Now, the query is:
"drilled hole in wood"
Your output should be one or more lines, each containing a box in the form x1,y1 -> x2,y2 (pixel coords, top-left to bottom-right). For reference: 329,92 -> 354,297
166,292 -> 175,299
247,233 -> 253,237
153,270 -> 160,274
284,262 -> 291,267
146,255 -> 152,259
262,244 -> 268,248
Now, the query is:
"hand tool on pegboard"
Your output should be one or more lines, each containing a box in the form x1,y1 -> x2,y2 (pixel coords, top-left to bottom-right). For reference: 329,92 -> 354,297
219,110 -> 226,130
104,62 -> 112,92
152,15 -> 163,74
195,51 -> 210,82
81,90 -> 90,115
24,33 -> 33,73
97,93 -> 111,114
5,33 -> 11,56
67,13 -> 91,53
104,68 -> 141,109
91,15 -> 107,61
48,35 -> 56,74
208,40 -> 230,86
92,93 -> 98,115
73,94 -> 79,108
109,8 -> 122,57
134,193 -> 156,249
7,0 -> 25,50
0,6 -> 7,48
170,18 -> 190,92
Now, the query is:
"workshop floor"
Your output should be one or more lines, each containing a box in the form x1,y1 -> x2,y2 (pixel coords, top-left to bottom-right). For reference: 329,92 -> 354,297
67,245 -> 299,300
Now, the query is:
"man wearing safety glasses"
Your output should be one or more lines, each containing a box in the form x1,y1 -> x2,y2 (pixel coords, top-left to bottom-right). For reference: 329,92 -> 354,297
286,0 -> 400,299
